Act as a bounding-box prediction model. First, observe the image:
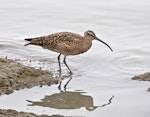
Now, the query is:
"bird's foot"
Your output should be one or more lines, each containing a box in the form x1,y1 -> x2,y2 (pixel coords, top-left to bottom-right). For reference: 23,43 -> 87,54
58,69 -> 62,73
69,71 -> 73,75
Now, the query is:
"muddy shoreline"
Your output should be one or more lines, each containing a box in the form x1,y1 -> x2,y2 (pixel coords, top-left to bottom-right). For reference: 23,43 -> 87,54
0,58 -> 63,117
0,57 -> 150,116
0,58 -> 59,95
0,109 -> 64,117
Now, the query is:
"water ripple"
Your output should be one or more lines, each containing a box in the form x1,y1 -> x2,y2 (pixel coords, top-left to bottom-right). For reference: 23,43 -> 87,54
110,49 -> 150,75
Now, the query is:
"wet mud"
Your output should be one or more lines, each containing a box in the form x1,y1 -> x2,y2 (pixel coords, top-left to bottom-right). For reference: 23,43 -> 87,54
0,57 -> 149,116
0,58 -> 61,117
0,58 -> 59,95
0,109 -> 64,117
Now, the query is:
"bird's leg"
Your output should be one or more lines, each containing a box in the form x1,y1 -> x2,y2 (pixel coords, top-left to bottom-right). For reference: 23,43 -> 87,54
57,53 -> 62,73
64,75 -> 72,91
58,80 -> 62,90
63,56 -> 72,74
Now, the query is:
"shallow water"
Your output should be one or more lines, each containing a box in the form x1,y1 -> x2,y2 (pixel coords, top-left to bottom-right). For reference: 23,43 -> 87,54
0,0 -> 150,117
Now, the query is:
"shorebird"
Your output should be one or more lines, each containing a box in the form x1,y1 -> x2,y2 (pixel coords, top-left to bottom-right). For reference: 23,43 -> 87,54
24,30 -> 113,74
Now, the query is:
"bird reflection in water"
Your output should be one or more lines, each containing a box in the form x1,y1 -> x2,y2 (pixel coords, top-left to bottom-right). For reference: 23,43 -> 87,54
27,91 -> 98,111
27,75 -> 114,111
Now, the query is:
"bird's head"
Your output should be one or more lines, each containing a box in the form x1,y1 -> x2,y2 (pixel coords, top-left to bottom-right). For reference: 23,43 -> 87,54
84,30 -> 113,52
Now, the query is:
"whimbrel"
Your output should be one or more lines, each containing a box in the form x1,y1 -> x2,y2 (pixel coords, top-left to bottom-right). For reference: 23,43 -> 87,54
24,30 -> 113,74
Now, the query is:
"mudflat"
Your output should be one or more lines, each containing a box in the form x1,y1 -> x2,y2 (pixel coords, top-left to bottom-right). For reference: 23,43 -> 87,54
0,58 -> 59,95
0,58 -> 62,116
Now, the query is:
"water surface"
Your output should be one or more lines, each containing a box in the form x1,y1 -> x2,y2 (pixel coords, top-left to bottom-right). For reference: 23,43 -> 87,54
0,0 -> 150,117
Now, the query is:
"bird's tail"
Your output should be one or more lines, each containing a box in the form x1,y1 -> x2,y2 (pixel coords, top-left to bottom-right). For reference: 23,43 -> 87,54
24,38 -> 33,46
24,38 -> 43,46
25,38 -> 33,41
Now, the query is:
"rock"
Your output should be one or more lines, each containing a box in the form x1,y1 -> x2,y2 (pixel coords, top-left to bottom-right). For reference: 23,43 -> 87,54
132,72 -> 150,81
132,72 -> 150,91
148,87 -> 150,91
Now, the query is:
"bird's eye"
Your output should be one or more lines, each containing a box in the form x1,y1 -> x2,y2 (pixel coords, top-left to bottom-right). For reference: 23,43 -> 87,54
88,33 -> 94,37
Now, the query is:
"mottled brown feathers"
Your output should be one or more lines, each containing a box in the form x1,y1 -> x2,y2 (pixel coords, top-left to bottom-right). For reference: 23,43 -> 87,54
24,31 -> 92,55
24,30 -> 113,74
24,30 -> 113,55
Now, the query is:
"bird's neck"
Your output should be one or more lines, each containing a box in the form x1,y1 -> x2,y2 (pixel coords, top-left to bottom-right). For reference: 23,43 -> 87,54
81,39 -> 92,53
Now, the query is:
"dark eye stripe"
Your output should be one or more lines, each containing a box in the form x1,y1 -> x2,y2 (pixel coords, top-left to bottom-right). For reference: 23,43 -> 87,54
88,32 -> 94,37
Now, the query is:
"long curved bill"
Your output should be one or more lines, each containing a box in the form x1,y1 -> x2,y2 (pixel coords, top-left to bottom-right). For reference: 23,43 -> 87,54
95,37 -> 113,52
